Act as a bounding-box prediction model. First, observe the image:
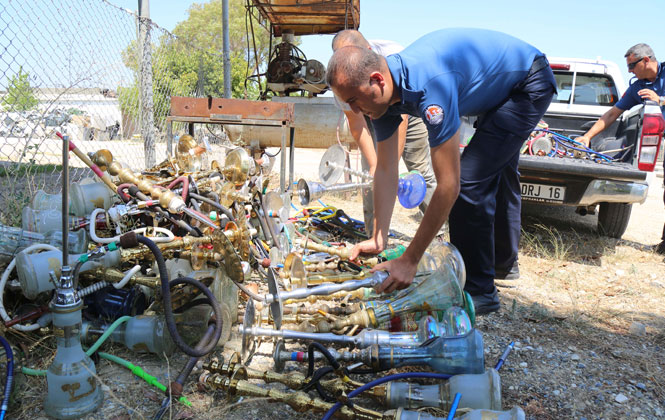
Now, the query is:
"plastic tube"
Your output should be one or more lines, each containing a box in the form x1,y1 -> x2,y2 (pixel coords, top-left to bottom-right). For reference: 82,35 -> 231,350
321,371 -> 452,420
115,265 -> 142,289
446,393 -> 462,420
188,192 -> 235,222
167,176 -> 189,201
89,209 -> 174,244
0,244 -> 59,331
0,336 -> 14,420
98,352 -> 191,407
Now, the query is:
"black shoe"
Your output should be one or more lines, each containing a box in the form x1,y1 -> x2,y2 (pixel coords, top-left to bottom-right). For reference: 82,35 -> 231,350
470,288 -> 500,315
656,241 -> 665,256
495,261 -> 520,280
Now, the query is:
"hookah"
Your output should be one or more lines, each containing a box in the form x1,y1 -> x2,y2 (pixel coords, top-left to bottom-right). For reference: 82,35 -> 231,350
86,148 -> 217,230
265,309 -> 470,369
205,348 -> 501,412
296,173 -> 426,209
243,312 -> 445,362
199,366 -> 520,420
314,261 -> 466,333
198,369 -> 384,420
297,143 -> 427,208
43,133 -> 104,418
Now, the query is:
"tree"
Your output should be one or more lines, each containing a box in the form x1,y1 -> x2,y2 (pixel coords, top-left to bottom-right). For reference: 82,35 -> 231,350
2,67 -> 39,112
118,0 -> 276,129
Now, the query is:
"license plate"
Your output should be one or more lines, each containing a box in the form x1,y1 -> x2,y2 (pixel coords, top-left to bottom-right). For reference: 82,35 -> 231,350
520,182 -> 565,202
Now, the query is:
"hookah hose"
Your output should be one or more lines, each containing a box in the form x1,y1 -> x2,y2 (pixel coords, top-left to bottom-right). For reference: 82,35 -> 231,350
0,336 -> 13,420
188,192 -> 236,223
136,235 -> 223,357
303,342 -> 345,402
321,372 -> 452,420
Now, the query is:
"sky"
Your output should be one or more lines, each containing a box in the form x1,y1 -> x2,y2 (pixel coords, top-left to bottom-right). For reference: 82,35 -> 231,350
107,0 -> 665,88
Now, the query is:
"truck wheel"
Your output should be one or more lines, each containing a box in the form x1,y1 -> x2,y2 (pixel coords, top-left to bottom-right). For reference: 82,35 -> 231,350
598,202 -> 632,238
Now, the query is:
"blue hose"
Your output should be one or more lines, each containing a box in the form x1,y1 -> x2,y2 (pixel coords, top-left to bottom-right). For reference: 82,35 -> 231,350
533,128 -> 613,162
446,392 -> 462,420
321,371 -> 452,420
0,336 -> 14,420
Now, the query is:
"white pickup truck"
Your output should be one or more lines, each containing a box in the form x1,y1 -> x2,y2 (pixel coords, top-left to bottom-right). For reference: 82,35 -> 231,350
461,57 -> 665,238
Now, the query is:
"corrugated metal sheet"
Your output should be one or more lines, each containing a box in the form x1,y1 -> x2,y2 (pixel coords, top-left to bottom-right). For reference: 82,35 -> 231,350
251,0 -> 359,36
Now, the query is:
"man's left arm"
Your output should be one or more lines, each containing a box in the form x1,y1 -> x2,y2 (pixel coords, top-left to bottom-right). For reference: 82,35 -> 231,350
637,88 -> 665,105
374,127 -> 461,294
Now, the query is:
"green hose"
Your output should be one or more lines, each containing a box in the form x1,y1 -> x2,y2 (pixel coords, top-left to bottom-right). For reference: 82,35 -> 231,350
21,315 -> 133,376
20,315 -> 192,407
98,352 -> 191,407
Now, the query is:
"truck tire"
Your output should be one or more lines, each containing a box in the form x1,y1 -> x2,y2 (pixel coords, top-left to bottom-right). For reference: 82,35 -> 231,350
598,202 -> 632,238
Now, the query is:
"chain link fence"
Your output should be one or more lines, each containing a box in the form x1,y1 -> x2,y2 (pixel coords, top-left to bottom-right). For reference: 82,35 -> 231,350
0,0 -> 222,225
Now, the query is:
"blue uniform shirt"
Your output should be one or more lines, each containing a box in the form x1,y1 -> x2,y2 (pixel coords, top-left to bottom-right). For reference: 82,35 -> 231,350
616,62 -> 665,117
372,28 -> 543,147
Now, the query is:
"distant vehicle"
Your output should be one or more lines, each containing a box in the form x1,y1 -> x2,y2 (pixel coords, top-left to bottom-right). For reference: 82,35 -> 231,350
460,57 -> 665,238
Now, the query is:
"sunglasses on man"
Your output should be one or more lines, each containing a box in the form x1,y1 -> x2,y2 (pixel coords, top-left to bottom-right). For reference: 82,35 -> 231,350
627,57 -> 645,70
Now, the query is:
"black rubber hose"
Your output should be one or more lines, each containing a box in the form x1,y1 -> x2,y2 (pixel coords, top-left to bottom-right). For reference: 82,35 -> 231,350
306,342 -> 341,376
188,192 -> 235,222
135,235 -> 222,357
252,197 -> 278,246
189,197 -> 201,213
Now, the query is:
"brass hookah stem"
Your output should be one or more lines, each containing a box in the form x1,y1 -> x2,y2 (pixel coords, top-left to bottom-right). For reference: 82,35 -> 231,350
202,359 -> 386,403
302,242 -> 380,267
200,373 -> 384,420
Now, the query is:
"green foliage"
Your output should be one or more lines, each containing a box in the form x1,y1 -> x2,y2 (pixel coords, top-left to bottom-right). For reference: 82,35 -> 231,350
2,67 -> 39,111
118,1 -> 274,128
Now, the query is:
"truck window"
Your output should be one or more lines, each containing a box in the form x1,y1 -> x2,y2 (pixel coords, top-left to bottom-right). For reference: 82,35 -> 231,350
552,71 -> 618,106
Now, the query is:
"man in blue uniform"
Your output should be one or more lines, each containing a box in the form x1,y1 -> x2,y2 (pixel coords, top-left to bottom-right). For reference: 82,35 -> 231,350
331,29 -> 438,237
577,43 -> 665,255
327,28 -> 556,314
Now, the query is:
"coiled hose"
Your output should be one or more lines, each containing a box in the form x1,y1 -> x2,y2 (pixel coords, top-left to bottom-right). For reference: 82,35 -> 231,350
136,235 -> 222,357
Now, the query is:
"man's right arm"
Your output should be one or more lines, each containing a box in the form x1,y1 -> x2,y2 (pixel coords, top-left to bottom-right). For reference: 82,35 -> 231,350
344,110 -> 377,175
577,106 -> 624,147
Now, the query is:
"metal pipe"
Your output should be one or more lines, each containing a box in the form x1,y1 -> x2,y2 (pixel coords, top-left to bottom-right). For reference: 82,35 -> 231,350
61,134 -> 69,263
222,0 -> 231,98
264,272 -> 387,304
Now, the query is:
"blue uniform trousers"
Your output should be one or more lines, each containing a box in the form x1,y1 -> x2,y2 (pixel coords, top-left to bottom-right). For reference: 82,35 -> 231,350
449,57 -> 556,296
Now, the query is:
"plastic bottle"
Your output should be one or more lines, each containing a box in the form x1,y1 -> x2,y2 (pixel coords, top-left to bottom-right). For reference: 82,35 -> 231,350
386,368 -> 501,410
0,224 -> 88,264
81,315 -> 176,356
361,328 -> 485,375
395,406 -> 525,420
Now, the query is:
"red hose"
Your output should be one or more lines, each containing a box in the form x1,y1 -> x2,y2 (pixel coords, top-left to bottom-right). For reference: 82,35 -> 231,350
167,176 -> 189,200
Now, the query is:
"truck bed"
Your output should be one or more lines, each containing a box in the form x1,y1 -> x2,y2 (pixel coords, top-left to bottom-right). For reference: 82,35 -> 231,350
518,155 -> 647,182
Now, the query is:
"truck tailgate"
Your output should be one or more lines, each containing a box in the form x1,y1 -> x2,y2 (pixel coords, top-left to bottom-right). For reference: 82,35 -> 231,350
518,155 -> 647,182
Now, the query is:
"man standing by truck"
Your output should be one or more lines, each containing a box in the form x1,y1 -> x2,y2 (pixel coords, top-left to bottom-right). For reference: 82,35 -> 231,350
327,28 -> 556,314
331,30 -> 437,236
577,43 -> 665,254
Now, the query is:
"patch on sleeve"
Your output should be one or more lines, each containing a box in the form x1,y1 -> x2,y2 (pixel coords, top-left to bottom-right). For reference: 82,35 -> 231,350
424,104 -> 444,125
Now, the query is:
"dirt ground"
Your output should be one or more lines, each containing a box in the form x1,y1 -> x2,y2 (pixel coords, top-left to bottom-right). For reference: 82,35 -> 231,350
2,153 -> 664,419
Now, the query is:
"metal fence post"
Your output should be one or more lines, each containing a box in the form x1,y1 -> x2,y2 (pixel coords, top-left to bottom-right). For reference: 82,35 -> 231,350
138,0 -> 155,167
223,0 -> 231,98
